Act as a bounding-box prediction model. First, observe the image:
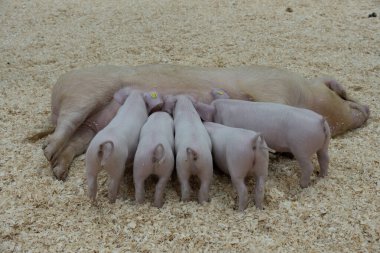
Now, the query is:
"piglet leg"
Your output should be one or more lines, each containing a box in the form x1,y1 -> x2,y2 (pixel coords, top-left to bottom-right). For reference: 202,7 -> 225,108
153,176 -> 170,208
133,161 -> 152,204
198,167 -> 212,204
177,167 -> 191,201
231,176 -> 249,211
108,178 -> 120,203
134,179 -> 146,204
87,174 -> 98,202
317,149 -> 329,178
198,180 -> 211,204
254,176 -> 265,210
108,161 -> 126,203
294,155 -> 314,188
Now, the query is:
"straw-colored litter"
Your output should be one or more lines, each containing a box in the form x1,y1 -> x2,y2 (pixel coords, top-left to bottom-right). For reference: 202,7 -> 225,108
1,0 -> 379,251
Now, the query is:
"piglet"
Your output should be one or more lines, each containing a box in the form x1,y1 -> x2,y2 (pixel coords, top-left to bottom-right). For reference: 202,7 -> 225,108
204,122 -> 269,210
85,89 -> 149,203
133,111 -> 175,208
164,95 -> 213,204
196,99 -> 330,188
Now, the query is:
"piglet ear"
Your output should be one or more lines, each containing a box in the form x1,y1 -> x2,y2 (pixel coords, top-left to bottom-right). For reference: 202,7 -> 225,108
193,102 -> 215,122
113,87 -> 133,104
162,95 -> 177,115
143,91 -> 164,113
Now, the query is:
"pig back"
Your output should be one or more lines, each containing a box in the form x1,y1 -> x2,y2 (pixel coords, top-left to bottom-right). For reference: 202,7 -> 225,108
139,112 -> 174,149
212,100 -> 323,152
108,92 -> 148,155
205,122 -> 259,175
174,96 -> 211,151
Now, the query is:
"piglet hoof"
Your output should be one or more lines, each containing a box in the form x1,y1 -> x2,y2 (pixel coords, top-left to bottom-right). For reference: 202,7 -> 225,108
238,202 -> 249,212
108,196 -> 117,204
255,204 -> 264,211
135,198 -> 145,205
153,200 -> 164,208
89,198 -> 97,206
198,195 -> 211,204
181,192 -> 191,202
52,165 -> 69,181
300,181 -> 310,189
318,170 -> 328,178
88,191 -> 97,203
181,196 -> 191,202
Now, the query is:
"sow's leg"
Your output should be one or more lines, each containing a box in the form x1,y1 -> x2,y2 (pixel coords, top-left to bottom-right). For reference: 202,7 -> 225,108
51,126 -> 95,180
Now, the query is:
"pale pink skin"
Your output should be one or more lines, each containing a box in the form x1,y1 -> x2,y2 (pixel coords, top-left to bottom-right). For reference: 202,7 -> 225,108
43,64 -> 368,180
50,89 -> 162,180
165,95 -> 213,204
204,122 -> 269,211
85,89 -> 148,203
196,99 -> 331,188
51,88 -> 130,180
133,112 -> 175,208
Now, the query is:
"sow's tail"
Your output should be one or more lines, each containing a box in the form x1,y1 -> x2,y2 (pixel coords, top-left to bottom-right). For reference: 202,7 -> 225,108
98,141 -> 114,167
25,127 -> 55,143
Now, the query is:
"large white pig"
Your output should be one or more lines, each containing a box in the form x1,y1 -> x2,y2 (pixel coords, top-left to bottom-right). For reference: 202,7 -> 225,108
196,99 -> 331,188
204,122 -> 269,211
85,89 -> 148,203
133,111 -> 175,208
164,95 -> 213,204
38,64 -> 369,180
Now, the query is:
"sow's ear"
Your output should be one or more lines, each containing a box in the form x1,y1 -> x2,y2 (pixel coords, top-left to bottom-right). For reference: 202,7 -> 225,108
193,102 -> 215,122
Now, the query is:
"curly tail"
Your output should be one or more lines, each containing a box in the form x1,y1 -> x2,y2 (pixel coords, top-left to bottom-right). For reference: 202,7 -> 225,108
98,141 -> 114,167
322,118 -> 331,145
186,147 -> 198,161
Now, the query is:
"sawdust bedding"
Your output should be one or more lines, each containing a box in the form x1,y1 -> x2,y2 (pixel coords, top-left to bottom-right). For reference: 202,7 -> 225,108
1,0 -> 379,252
